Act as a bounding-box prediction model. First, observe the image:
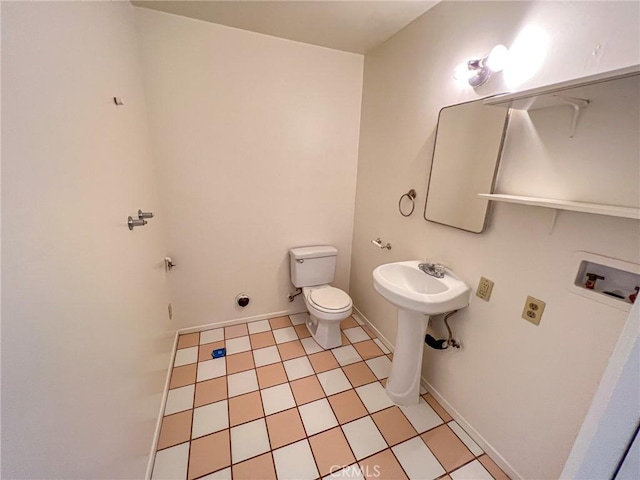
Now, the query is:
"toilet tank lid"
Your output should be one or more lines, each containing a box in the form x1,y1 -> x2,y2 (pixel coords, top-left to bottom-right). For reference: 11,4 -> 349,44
289,246 -> 337,260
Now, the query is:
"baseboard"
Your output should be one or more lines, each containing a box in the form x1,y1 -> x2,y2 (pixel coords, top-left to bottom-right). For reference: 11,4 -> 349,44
176,309 -> 306,335
145,331 -> 180,480
420,378 -> 523,480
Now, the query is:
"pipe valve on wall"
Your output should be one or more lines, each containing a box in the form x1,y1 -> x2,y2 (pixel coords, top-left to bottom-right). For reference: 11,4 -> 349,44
128,209 -> 154,230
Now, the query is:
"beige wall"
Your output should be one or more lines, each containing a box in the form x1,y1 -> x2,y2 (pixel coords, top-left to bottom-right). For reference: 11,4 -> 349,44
351,1 -> 640,479
134,8 -> 363,329
2,2 -> 173,478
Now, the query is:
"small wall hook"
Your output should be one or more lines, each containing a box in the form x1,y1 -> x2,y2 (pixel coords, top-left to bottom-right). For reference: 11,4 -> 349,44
113,97 -> 124,106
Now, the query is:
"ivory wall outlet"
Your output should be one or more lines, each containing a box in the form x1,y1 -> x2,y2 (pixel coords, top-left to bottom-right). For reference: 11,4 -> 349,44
476,277 -> 494,301
522,296 -> 545,325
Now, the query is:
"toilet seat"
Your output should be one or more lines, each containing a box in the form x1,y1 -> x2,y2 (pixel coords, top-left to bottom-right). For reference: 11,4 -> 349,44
308,286 -> 352,313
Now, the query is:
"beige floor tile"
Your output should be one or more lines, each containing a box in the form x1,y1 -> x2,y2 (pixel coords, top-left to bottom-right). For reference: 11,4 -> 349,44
290,375 -> 325,405
421,424 -> 474,472
229,391 -> 264,427
309,426 -> 356,477
277,340 -> 306,360
353,340 -> 384,360
341,333 -> 350,345
340,317 -> 359,330
194,376 -> 227,407
225,324 -> 248,339
230,418 -> 270,464
200,328 -> 224,345
423,393 -> 453,422
188,430 -> 231,480
250,331 -> 276,349
272,439 -> 319,479
478,454 -> 510,480
256,362 -> 288,389
273,327 -> 298,344
232,452 -> 277,480
343,327 -> 371,344
157,410 -> 193,450
177,332 -> 200,349
372,406 -> 417,446
199,341 -> 225,362
227,369 -> 259,397
174,346 -> 198,367
265,407 -> 306,449
269,316 -> 292,330
343,362 -> 377,388
359,449 -> 408,480
309,351 -> 340,373
327,389 -> 368,424
226,351 -> 255,375
293,324 -> 311,339
169,364 -> 197,389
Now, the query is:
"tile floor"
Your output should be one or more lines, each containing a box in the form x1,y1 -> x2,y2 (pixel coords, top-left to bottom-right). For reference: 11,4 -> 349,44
152,314 -> 510,480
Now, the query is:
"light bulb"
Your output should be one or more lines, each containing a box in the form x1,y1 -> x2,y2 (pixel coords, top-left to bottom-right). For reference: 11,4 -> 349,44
504,26 -> 549,89
487,44 -> 509,72
453,62 -> 474,81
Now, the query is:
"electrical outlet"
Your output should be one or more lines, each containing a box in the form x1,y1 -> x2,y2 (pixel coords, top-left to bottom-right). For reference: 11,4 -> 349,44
168,303 -> 173,320
476,277 -> 494,301
522,296 -> 545,325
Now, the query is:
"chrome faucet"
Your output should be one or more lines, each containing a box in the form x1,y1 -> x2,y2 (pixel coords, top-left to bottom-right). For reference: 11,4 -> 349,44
418,262 -> 446,278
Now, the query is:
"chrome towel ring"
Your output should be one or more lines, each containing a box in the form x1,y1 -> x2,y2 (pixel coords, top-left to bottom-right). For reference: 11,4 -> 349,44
398,189 -> 417,217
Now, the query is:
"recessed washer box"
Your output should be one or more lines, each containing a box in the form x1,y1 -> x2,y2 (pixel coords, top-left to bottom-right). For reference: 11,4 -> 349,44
570,252 -> 640,311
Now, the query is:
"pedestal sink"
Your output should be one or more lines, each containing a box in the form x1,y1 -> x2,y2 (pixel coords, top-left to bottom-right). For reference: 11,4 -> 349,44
372,261 -> 471,406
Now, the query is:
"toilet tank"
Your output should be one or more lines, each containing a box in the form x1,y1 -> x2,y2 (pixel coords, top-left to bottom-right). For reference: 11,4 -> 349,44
289,246 -> 338,288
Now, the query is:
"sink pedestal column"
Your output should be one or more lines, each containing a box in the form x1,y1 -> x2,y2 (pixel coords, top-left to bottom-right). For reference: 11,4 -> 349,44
385,309 -> 429,406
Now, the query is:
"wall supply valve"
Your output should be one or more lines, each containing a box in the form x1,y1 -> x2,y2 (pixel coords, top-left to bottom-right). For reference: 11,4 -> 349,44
585,273 -> 604,289
128,216 -> 147,230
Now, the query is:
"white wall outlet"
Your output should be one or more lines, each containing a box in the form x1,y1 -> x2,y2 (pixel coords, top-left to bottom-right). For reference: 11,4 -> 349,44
476,277 -> 494,301
522,296 -> 545,325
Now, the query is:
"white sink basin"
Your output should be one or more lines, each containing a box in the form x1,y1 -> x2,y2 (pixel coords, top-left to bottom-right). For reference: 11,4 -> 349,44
373,261 -> 471,314
372,260 -> 471,406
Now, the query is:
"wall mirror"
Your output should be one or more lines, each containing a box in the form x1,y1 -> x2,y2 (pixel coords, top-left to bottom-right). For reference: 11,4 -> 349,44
424,98 -> 509,233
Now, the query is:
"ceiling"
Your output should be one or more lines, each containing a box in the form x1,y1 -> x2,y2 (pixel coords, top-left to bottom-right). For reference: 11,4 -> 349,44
130,1 -> 439,54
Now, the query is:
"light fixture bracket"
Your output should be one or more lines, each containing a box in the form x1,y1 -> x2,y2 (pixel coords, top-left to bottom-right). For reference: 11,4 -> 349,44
467,57 -> 491,87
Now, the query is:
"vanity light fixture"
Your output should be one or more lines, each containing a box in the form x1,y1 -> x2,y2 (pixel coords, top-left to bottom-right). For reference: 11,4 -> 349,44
454,45 -> 509,87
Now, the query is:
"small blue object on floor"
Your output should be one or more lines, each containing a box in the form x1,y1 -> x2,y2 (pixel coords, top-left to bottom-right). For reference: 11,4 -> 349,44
212,348 -> 226,359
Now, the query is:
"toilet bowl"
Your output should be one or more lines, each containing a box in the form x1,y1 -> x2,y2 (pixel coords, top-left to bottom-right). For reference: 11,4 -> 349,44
289,245 -> 353,350
303,285 -> 353,349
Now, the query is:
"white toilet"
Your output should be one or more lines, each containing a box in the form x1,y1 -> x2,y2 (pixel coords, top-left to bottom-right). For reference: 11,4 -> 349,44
289,246 -> 353,349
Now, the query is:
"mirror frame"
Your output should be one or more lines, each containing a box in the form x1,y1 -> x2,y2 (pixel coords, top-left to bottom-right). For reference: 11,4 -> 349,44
424,97 -> 510,233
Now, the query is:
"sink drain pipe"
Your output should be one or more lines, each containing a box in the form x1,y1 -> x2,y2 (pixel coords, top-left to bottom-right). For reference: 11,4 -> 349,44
425,310 -> 460,350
